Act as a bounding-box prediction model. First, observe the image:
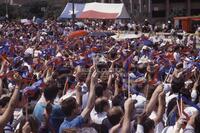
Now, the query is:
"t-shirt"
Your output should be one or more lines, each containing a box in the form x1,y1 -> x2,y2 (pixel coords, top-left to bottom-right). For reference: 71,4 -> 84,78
59,115 -> 84,133
33,102 -> 64,133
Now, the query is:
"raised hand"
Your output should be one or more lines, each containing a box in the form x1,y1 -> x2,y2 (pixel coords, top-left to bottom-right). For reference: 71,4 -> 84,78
43,68 -> 54,84
137,112 -> 148,125
154,91 -> 165,124
13,72 -> 23,86
193,74 -> 200,90
122,98 -> 135,133
91,70 -> 98,84
0,61 -> 6,75
174,116 -> 187,132
124,98 -> 135,113
22,122 -> 31,133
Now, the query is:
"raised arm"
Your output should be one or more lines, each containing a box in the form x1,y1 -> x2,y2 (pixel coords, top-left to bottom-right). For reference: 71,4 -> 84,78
0,78 -> 3,97
121,98 -> 135,133
153,91 -> 165,124
109,118 -> 123,133
108,56 -> 121,89
81,70 -> 97,119
145,84 -> 163,115
191,74 -> 199,102
0,61 -> 6,96
86,65 -> 95,88
114,73 -> 121,96
0,84 -> 20,130
75,82 -> 82,106
107,62 -> 114,90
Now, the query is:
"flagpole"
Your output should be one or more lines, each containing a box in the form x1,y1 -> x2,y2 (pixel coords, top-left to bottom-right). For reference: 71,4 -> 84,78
72,0 -> 75,30
128,73 -> 130,98
164,67 -> 172,83
139,0 -> 142,13
5,0 -> 8,18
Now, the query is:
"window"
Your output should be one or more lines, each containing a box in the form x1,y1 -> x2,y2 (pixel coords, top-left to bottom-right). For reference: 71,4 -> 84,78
114,0 -> 121,3
191,0 -> 200,2
170,0 -> 185,3
152,0 -> 163,4
152,10 -> 166,17
191,9 -> 200,15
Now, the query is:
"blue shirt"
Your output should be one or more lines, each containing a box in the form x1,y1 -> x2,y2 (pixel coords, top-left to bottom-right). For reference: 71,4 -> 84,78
59,115 -> 84,133
33,102 -> 64,133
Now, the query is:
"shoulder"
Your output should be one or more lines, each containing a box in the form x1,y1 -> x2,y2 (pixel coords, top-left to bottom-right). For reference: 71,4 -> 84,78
62,115 -> 85,128
33,102 -> 46,113
59,120 -> 70,133
72,115 -> 84,124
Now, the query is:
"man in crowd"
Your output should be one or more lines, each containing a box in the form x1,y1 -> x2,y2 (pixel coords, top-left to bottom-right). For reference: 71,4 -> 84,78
0,19 -> 199,133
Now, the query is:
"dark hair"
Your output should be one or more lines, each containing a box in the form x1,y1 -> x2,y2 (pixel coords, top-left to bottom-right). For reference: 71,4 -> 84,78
174,46 -> 180,52
22,104 -> 35,115
137,64 -> 147,74
166,98 -> 177,117
95,98 -> 109,113
95,83 -> 106,97
43,83 -> 59,101
67,75 -> 76,88
143,118 -> 155,133
112,94 -> 125,109
96,62 -> 108,72
194,113 -> 200,133
171,77 -> 184,94
76,72 -> 86,83
62,128 -> 77,133
61,97 -> 77,117
107,107 -> 123,126
17,115 -> 38,133
0,96 -> 10,107
91,123 -> 108,133
146,85 -> 155,101
110,51 -> 117,59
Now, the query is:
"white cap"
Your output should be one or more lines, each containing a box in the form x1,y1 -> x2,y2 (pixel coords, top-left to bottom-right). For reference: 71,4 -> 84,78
184,107 -> 198,117
138,56 -> 151,64
0,24 -> 3,29
142,45 -> 149,50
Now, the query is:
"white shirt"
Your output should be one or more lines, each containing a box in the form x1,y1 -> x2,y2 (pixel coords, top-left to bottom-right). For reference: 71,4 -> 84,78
23,62 -> 32,73
132,94 -> 146,114
165,92 -> 178,107
173,52 -> 180,62
24,47 -> 33,55
90,108 -> 107,124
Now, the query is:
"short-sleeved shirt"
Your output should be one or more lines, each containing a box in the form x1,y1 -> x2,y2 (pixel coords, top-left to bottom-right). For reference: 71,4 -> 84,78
59,115 -> 84,133
33,102 -> 64,133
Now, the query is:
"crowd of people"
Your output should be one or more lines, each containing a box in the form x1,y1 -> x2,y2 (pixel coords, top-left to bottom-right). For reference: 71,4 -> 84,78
0,19 -> 199,133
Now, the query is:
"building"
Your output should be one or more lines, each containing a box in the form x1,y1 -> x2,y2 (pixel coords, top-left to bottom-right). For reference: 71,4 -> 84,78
96,0 -> 200,23
150,0 -> 200,23
0,0 -> 67,6
1,0 -> 200,22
